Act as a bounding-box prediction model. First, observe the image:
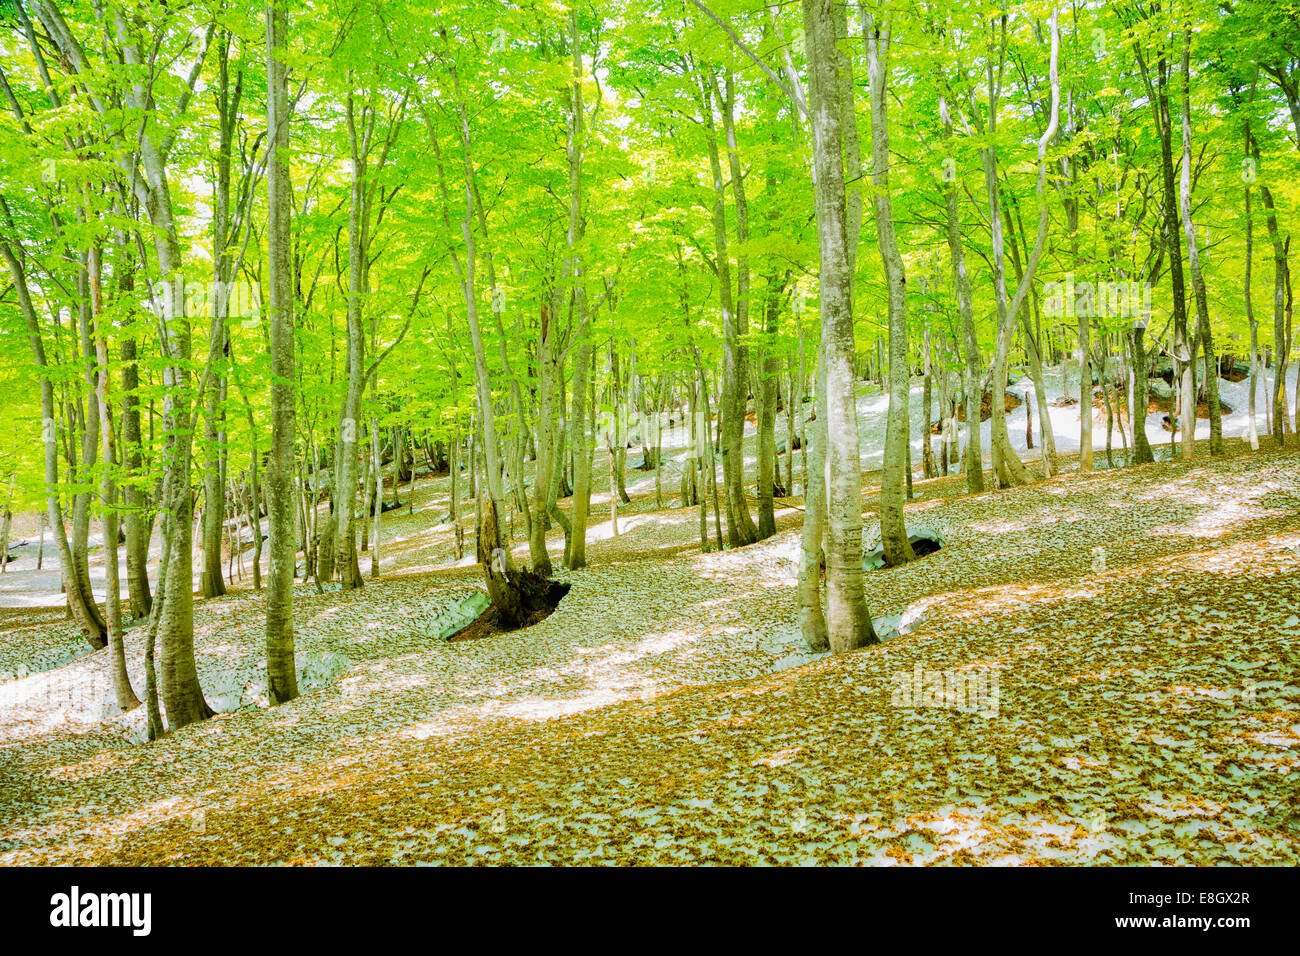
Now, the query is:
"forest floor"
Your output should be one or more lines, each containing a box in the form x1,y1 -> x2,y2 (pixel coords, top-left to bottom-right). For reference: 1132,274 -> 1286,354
1,435 -> 1298,865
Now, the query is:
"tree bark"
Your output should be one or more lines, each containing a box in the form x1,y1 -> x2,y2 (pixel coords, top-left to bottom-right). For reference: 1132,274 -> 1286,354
1245,184 -> 1261,451
265,0 -> 299,705
1179,27 -> 1223,455
937,91 -> 984,492
563,9 -> 593,570
868,15 -> 915,568
91,242 -> 138,711
804,0 -> 876,652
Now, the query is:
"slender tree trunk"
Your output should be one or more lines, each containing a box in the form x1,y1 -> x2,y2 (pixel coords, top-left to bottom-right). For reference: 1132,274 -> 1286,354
1018,308 -> 1057,476
359,420 -> 372,552
983,12 -> 1057,487
981,15 -> 1055,489
786,361 -> 797,493
1,242 -> 107,650
91,243 -> 138,711
1179,27 -> 1223,455
938,92 -> 984,492
0,497 -> 10,575
563,8 -> 592,570
1150,56 -> 1197,459
1257,171 -> 1289,448
756,285 -> 781,538
922,330 -> 935,479
118,257 -> 151,618
868,17 -> 915,568
529,301 -> 558,575
1078,312 -> 1093,471
335,95 -> 367,591
69,272 -> 107,638
691,62 -> 755,548
1245,185 -> 1261,451
371,418 -> 383,577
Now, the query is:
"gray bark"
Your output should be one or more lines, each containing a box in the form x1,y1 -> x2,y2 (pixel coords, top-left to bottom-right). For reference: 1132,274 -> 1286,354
805,0 -> 876,652
868,15 -> 915,568
265,0 -> 299,704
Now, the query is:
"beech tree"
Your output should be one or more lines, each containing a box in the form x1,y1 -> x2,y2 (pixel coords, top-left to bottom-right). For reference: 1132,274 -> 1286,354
0,0 -> 1295,723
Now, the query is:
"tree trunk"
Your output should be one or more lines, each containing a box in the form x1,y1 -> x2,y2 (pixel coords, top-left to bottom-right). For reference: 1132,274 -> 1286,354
1179,27 -> 1223,455
265,0 -> 299,705
91,243 -> 139,711
529,301 -> 559,575
1018,307 -> 1057,476
1245,185 -> 1261,451
335,94 -> 367,592
1,241 -> 107,650
1151,53 -> 1196,460
938,91 -> 984,492
922,330 -> 935,479
563,8 -> 592,570
805,0 -> 876,652
1131,322 -> 1155,463
982,11 -> 1057,487
371,419 -> 383,576
756,285 -> 781,538
695,64 -> 756,548
120,343 -> 151,618
868,18 -> 915,568
1078,313 -> 1093,471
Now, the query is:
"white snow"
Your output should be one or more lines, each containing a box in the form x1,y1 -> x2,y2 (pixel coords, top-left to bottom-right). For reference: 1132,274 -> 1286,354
858,361 -> 1300,471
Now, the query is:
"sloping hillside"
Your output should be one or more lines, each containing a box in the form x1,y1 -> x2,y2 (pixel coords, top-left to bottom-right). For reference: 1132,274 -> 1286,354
1,442 -> 1297,865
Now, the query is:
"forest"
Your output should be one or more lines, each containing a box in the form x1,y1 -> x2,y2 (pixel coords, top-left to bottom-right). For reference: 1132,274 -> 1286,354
0,0 -> 1297,868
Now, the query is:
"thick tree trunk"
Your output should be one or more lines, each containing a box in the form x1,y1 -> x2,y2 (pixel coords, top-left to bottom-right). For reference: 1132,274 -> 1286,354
1130,323 -> 1155,464
265,0 -> 299,705
155,268 -> 212,730
805,0 -> 876,652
